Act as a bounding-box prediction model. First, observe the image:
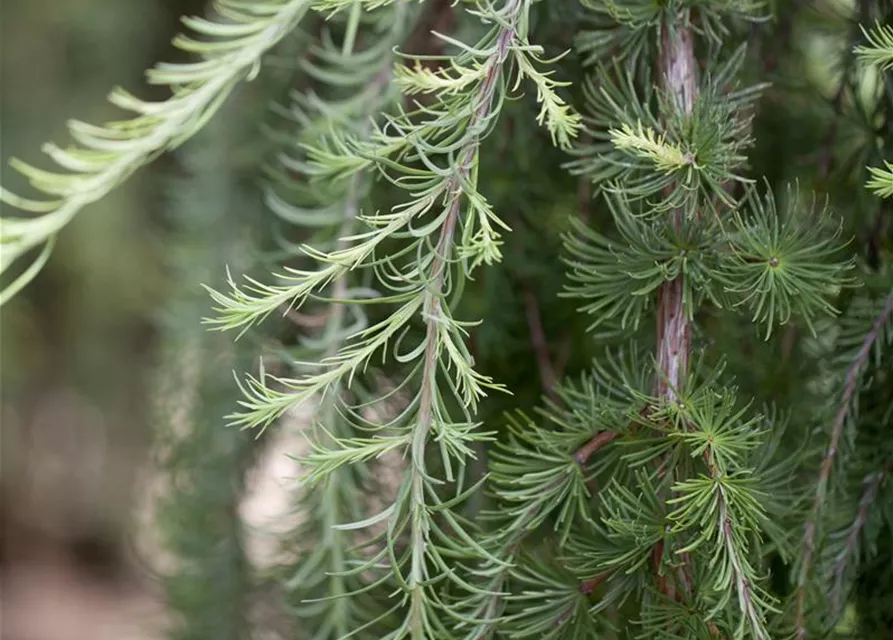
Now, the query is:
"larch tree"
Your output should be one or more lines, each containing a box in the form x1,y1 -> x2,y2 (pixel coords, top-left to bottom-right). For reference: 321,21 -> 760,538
1,1 -> 892,638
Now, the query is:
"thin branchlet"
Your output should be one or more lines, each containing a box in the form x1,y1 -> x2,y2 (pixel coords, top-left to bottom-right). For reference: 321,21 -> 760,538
406,10 -> 518,636
655,17 -> 695,404
795,291 -> 893,639
829,468 -> 888,616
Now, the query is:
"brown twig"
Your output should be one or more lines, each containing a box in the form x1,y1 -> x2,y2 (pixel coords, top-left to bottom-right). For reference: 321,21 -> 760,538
574,431 -> 618,466
406,7 -> 521,629
647,10 -> 699,611
795,291 -> 893,639
522,285 -> 560,403
580,574 -> 607,595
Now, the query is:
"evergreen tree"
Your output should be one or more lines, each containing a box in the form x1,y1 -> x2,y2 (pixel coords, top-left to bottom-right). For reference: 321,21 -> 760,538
2,1 -> 892,638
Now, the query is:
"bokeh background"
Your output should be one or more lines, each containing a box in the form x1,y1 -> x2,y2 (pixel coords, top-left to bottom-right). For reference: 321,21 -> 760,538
1,2 -> 214,638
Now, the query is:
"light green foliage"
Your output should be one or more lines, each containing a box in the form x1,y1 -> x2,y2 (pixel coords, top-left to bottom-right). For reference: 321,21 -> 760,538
568,47 -> 763,214
857,22 -> 893,199
0,0 -> 311,304
856,21 -> 893,72
866,162 -> 893,197
206,1 -> 581,637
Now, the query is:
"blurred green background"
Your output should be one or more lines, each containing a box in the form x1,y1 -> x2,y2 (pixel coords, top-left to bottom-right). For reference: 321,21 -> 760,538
1,2 -> 206,638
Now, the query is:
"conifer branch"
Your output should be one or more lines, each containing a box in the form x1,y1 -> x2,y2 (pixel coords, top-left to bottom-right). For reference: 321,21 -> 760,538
456,427 -> 618,639
651,11 -> 698,617
205,1 -> 581,637
14,3 -> 891,639
855,21 -> 893,72
829,468 -> 888,616
0,0 -> 312,304
403,11 -> 522,636
795,290 -> 893,639
152,83 -> 264,640
652,15 -> 775,638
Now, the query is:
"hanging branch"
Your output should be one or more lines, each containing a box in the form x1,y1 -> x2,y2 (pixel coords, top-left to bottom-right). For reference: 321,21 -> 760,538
0,0 -> 313,305
648,9 -> 698,614
829,468 -> 888,616
206,1 -> 581,637
653,13 -> 773,639
795,290 -> 893,638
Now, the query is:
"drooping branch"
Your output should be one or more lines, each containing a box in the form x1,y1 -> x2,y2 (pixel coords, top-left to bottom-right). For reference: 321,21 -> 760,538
830,468 -> 888,616
406,8 -> 521,636
795,291 -> 893,638
650,9 -> 698,606
654,15 -> 772,637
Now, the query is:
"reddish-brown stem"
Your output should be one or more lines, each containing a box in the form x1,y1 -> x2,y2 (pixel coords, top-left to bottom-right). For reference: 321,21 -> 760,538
574,431 -> 618,466
795,291 -> 893,638
522,285 -> 560,403
651,539 -> 676,602
652,19 -> 766,634
553,574 -> 609,630
580,575 -> 606,594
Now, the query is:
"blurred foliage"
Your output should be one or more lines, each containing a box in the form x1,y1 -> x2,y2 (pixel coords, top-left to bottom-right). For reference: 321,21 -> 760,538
0,0 -> 204,554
